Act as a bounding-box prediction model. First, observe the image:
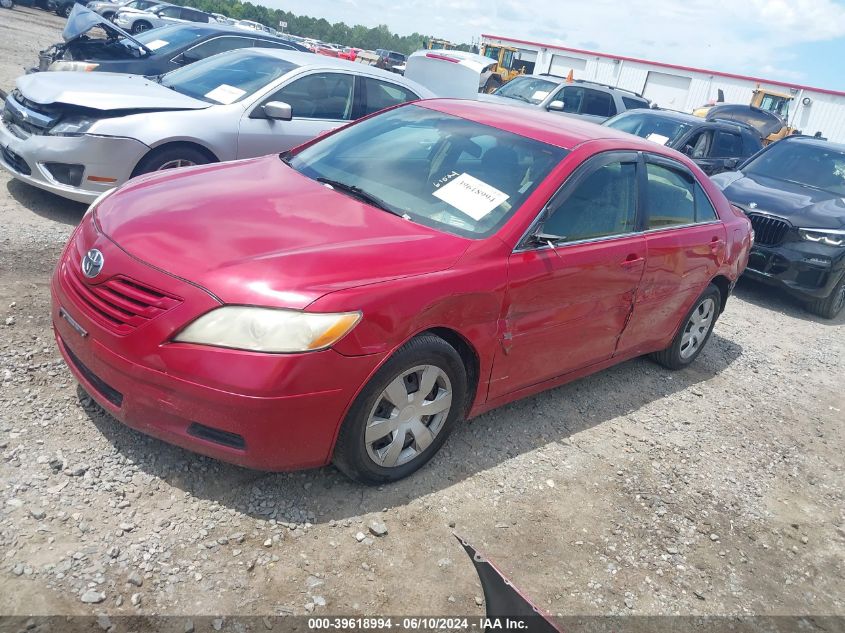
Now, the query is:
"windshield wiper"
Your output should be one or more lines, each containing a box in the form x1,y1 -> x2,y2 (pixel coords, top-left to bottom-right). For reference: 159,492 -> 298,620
316,177 -> 408,219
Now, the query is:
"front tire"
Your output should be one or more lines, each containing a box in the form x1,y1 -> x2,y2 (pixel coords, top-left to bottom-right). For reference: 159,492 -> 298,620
132,145 -> 212,177
650,284 -> 721,370
807,272 -> 845,319
333,334 -> 467,485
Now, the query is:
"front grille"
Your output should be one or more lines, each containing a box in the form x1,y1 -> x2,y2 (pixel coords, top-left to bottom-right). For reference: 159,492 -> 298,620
747,213 -> 790,246
1,146 -> 31,175
60,262 -> 182,336
63,342 -> 124,408
3,91 -> 56,137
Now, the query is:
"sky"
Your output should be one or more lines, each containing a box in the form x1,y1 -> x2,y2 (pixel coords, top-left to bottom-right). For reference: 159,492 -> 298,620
268,0 -> 845,91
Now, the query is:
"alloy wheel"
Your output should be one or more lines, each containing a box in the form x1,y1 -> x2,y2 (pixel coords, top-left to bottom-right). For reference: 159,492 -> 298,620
156,159 -> 197,170
364,365 -> 452,468
679,297 -> 715,359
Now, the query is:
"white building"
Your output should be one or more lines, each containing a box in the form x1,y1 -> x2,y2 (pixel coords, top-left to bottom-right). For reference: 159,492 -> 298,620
482,34 -> 845,143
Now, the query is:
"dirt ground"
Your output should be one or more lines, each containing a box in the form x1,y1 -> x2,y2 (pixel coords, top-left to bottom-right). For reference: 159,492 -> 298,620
0,6 -> 844,624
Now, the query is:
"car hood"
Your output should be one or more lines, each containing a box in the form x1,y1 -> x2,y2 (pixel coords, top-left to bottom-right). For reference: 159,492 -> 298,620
16,71 -> 209,112
716,171 -> 845,230
95,156 -> 472,308
63,4 -> 140,45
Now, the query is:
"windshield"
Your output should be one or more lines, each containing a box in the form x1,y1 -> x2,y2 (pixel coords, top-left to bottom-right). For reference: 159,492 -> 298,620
120,24 -> 206,55
744,141 -> 845,195
160,50 -> 298,104
493,76 -> 558,104
605,111 -> 693,146
287,105 -> 567,238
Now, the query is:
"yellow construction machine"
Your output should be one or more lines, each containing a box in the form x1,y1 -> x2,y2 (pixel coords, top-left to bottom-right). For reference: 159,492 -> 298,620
478,43 -> 528,92
693,85 -> 797,144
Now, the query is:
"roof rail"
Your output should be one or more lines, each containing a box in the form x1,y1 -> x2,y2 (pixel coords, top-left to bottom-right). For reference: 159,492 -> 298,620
535,74 -> 648,99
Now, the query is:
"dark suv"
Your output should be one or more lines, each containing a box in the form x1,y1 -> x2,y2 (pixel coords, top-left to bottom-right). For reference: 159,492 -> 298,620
374,49 -> 406,73
712,136 -> 845,318
605,109 -> 763,175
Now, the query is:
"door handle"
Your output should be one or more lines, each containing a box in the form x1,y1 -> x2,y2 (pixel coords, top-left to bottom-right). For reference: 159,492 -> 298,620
621,254 -> 645,268
709,238 -> 725,250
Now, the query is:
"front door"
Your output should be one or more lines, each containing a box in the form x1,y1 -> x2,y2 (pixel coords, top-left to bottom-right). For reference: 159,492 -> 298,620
489,152 -> 646,399
237,71 -> 355,159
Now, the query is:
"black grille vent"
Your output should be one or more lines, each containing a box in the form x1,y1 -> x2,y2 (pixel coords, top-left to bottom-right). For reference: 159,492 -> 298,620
747,213 -> 790,246
1,146 -> 31,175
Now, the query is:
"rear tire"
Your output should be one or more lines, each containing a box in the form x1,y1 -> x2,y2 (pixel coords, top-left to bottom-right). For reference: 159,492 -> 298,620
131,20 -> 152,34
333,334 -> 467,485
132,145 -> 213,177
807,272 -> 845,319
650,284 -> 721,370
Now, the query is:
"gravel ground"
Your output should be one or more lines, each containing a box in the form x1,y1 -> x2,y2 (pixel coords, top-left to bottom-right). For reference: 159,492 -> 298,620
1,6 -> 844,621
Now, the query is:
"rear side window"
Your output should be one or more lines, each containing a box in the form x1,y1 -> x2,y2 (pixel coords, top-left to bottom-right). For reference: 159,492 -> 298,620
544,160 -> 638,242
622,96 -> 649,110
358,77 -> 419,117
581,89 -> 616,117
711,131 -> 743,158
646,162 -> 718,227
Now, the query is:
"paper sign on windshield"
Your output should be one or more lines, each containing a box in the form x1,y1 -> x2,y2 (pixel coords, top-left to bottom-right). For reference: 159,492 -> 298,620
204,84 -> 246,104
646,133 -> 670,145
433,173 -> 509,221
145,39 -> 169,51
531,90 -> 550,101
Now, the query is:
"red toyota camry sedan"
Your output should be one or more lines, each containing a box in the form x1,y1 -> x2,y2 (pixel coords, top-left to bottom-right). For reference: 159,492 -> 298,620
51,99 -> 752,484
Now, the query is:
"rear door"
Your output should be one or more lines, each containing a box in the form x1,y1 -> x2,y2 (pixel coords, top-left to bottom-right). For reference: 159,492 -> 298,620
352,76 -> 420,118
236,71 -> 355,158
617,154 -> 726,355
489,151 -> 646,399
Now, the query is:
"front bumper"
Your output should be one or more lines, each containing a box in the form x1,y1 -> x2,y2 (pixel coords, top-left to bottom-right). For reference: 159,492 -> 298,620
744,240 -> 845,301
0,117 -> 148,203
51,218 -> 385,471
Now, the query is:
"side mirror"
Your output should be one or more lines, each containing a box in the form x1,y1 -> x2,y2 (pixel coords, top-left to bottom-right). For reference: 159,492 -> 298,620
177,50 -> 202,64
262,101 -> 293,121
547,100 -> 565,112
682,144 -> 694,156
724,158 -> 740,170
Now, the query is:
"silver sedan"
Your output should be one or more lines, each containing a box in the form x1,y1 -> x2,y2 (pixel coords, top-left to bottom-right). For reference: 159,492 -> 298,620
0,50 -> 433,202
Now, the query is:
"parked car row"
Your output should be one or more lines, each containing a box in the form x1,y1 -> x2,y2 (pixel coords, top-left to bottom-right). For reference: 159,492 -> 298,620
0,12 -> 840,483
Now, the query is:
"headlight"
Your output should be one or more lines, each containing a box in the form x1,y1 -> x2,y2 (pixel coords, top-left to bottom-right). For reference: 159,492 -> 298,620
48,61 -> 100,72
173,307 -> 362,353
48,116 -> 96,137
798,228 -> 845,247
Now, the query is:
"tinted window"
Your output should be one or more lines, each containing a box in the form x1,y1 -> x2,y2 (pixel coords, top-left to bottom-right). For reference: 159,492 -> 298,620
288,105 -> 567,239
684,130 -> 713,159
183,8 -> 209,22
272,72 -> 354,120
359,77 -> 419,116
711,131 -> 743,158
253,38 -> 296,50
556,86 -> 583,113
186,36 -> 254,59
622,96 -> 649,110
645,163 -> 695,228
156,5 -> 181,18
544,161 -> 638,242
743,141 -> 845,195
581,89 -> 616,117
695,185 -> 718,222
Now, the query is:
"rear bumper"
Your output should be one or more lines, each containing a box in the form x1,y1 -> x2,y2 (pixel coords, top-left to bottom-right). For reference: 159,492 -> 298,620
744,241 -> 845,301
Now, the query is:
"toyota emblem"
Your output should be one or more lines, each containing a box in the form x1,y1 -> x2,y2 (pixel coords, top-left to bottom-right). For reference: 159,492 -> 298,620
81,249 -> 104,279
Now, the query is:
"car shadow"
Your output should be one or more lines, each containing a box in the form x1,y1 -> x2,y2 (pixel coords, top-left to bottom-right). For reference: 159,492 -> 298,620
5,179 -> 86,226
733,277 -> 845,326
80,331 -> 743,525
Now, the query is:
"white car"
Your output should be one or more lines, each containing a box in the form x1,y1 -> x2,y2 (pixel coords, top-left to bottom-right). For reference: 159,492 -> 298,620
114,3 -> 213,34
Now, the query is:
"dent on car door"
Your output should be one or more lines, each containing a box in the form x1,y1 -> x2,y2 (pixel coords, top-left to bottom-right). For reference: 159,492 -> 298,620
616,155 -> 726,355
236,71 -> 355,159
488,152 -> 647,400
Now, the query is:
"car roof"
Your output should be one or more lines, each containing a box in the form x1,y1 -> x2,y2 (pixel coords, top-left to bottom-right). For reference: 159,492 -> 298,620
419,99 -> 662,150
244,49 -> 434,95
777,135 -> 845,153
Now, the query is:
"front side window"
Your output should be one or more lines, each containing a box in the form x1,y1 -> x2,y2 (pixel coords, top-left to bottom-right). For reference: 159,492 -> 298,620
684,130 -> 713,159
160,50 -> 298,104
288,105 -> 567,238
155,5 -> 181,18
711,131 -> 743,158
271,72 -> 354,120
555,86 -> 583,113
543,160 -> 638,242
186,36 -> 254,60
359,77 -> 419,117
